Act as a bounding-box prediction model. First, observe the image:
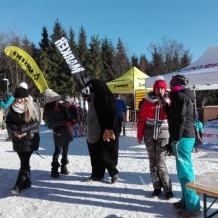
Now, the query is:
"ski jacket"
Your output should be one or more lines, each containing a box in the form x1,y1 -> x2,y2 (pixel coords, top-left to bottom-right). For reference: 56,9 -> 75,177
0,95 -> 15,110
115,98 -> 127,118
165,87 -> 195,141
194,120 -> 203,133
45,107 -> 73,147
137,92 -> 169,139
6,102 -> 40,152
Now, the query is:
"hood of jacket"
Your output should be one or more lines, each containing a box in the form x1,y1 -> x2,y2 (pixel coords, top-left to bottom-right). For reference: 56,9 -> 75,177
146,91 -> 170,104
170,87 -> 195,103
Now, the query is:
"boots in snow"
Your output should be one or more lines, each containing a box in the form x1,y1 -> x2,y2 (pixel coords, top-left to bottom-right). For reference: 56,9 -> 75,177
23,168 -> 32,189
11,170 -> 30,195
60,158 -> 70,175
51,162 -> 60,178
111,174 -> 118,183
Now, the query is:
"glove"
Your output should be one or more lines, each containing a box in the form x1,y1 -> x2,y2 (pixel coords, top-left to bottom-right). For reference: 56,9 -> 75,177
103,129 -> 115,142
165,140 -> 174,156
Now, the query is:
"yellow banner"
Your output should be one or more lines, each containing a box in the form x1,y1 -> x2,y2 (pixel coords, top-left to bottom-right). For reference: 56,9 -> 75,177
4,46 -> 49,93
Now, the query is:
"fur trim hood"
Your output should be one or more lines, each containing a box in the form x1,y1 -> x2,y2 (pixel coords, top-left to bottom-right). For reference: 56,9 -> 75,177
146,92 -> 170,104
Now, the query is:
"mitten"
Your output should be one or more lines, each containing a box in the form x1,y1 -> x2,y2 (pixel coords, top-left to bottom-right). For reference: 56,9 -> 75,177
103,129 -> 115,142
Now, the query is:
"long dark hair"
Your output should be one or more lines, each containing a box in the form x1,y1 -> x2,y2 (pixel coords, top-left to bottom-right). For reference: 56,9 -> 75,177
42,101 -> 56,120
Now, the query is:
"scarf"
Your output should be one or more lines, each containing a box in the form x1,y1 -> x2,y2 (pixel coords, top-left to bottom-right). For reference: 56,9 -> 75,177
12,102 -> 25,114
11,99 -> 38,122
170,86 -> 184,92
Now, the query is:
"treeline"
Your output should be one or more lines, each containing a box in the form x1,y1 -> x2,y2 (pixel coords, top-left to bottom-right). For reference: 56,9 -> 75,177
0,19 -> 216,107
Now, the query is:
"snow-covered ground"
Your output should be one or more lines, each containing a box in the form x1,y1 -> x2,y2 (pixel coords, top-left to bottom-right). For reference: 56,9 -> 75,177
0,122 -> 218,218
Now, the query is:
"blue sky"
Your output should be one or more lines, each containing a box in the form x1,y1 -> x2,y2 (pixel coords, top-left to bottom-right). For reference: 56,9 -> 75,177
1,0 -> 218,63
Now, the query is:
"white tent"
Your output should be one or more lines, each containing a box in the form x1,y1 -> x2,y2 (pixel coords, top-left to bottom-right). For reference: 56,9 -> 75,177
145,46 -> 218,91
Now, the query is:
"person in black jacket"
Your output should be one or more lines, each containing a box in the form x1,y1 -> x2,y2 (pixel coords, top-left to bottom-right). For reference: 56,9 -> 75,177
162,75 -> 201,217
6,87 -> 41,195
43,90 -> 73,178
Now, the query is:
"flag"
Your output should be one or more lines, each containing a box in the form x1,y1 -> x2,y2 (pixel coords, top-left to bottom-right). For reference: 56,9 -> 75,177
50,34 -> 88,90
4,46 -> 49,93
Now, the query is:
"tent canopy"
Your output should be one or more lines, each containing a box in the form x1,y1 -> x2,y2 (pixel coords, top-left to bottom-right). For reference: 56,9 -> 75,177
107,66 -> 150,93
145,46 -> 218,91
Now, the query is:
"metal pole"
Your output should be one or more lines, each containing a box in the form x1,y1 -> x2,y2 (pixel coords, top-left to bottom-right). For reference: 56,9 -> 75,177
3,78 -> 9,93
193,85 -> 197,112
6,81 -> 9,93
133,68 -> 136,129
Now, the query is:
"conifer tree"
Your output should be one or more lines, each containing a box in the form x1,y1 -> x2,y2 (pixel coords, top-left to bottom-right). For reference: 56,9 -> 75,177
139,54 -> 148,73
53,19 -> 67,38
180,51 -> 191,69
37,24 -> 75,97
86,35 -> 103,80
39,26 -> 50,50
100,37 -> 115,82
147,47 -> 163,76
69,26 -> 77,49
131,55 -> 139,68
112,38 -> 130,77
77,25 -> 88,68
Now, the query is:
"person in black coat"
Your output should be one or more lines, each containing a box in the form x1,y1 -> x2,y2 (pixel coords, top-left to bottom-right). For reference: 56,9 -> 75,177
43,89 -> 73,178
6,87 -> 41,195
162,75 -> 201,217
82,79 -> 119,183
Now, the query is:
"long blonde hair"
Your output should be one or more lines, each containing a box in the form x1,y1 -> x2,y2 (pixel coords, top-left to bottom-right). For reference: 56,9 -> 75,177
9,97 -> 38,123
24,97 -> 38,122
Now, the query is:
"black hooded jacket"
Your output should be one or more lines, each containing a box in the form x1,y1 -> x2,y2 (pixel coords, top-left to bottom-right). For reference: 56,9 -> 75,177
165,88 -> 195,142
6,103 -> 41,152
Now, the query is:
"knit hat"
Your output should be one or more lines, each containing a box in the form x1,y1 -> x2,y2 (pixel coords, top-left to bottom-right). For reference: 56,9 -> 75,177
153,76 -> 167,91
170,75 -> 188,87
18,82 -> 28,89
14,87 -> 29,98
44,89 -> 61,103
43,88 -> 53,97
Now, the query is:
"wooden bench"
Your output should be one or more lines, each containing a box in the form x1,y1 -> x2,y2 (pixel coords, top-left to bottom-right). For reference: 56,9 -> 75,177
186,172 -> 218,218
